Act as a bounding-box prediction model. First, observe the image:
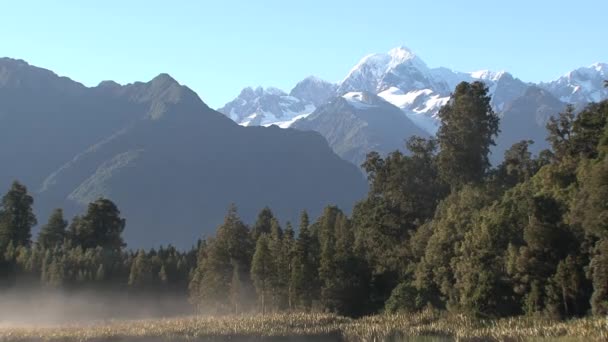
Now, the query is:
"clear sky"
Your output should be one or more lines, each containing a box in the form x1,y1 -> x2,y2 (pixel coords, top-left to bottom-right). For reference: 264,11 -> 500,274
1,0 -> 606,108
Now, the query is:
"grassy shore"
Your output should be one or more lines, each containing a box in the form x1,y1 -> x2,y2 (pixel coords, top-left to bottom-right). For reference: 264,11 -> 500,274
0,309 -> 606,341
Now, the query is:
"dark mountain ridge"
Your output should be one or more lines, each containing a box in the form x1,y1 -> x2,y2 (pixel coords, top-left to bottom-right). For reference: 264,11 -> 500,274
0,58 -> 367,248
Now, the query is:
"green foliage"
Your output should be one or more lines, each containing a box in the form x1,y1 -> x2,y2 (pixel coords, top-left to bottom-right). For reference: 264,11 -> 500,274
37,209 -> 68,249
251,234 -> 273,313
588,239 -> 608,315
128,249 -> 153,289
289,210 -> 319,310
318,206 -> 370,316
68,198 -> 126,251
384,282 -> 429,313
437,81 -> 500,188
189,205 -> 253,313
354,137 -> 448,311
496,140 -> 540,187
0,181 -> 37,250
415,185 -> 494,307
251,207 -> 274,242
547,102 -> 608,161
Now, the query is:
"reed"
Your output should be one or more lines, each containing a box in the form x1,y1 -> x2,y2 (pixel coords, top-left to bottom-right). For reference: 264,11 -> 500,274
0,309 -> 606,341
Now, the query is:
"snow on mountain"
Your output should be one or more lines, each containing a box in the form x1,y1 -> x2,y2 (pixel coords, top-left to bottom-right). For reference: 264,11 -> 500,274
334,47 -> 531,134
540,63 -> 608,105
470,70 -> 507,81
377,87 -> 447,133
218,86 -> 315,127
290,76 -> 337,106
292,91 -> 429,166
341,91 -> 382,109
337,46 -> 449,95
219,47 -> 606,138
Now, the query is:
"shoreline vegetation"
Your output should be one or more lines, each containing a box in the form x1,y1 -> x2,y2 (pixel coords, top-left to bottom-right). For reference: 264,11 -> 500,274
0,310 -> 606,342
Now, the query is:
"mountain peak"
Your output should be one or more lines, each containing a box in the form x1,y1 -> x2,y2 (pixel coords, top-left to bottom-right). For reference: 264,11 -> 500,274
338,46 -> 431,94
290,76 -> 337,107
150,73 -> 179,86
470,70 -> 507,81
591,62 -> 607,73
301,75 -> 327,83
265,86 -> 287,96
0,57 -> 30,68
387,46 -> 417,63
97,80 -> 121,88
219,84 -> 313,126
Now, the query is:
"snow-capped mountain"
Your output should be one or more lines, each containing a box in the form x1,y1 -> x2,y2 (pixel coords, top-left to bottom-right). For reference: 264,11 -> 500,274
289,76 -> 337,106
540,63 -> 608,105
220,47 -> 606,134
219,46 -> 606,167
337,47 -> 450,95
334,47 -> 530,134
217,86 -> 315,128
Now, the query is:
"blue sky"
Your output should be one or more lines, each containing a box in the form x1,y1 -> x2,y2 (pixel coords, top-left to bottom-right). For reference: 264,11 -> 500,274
1,1 -> 606,107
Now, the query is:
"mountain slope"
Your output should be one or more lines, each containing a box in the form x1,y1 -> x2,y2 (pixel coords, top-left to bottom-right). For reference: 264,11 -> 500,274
540,63 -> 608,105
289,76 -> 337,106
0,58 -> 367,248
492,86 -> 567,163
217,86 -> 315,127
292,92 -> 429,166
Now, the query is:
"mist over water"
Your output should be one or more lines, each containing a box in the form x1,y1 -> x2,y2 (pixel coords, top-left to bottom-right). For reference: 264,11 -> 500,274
0,289 -> 192,326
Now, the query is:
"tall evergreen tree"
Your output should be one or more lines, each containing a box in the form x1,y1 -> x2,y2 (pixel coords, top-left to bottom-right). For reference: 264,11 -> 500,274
69,198 -> 126,250
192,240 -> 232,312
38,208 -> 68,249
497,140 -> 539,187
436,81 -> 500,188
283,222 -> 296,310
251,207 -> 274,242
251,234 -> 273,314
229,261 -> 243,314
128,249 -> 153,289
189,205 -> 253,313
318,206 -> 370,316
290,210 -> 318,310
546,105 -> 576,161
0,181 -> 37,250
268,218 -> 287,309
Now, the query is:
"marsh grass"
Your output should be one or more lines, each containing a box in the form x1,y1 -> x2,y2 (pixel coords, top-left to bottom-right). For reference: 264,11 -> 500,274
0,309 -> 606,341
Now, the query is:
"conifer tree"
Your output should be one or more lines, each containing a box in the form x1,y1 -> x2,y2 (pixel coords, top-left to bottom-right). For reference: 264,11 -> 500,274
251,207 -> 274,242
437,81 -> 500,188
38,208 -> 68,249
47,257 -> 65,288
283,222 -> 296,310
69,198 -> 126,251
267,218 -> 287,309
251,234 -> 273,314
290,210 -> 318,310
189,205 -> 252,313
0,181 -> 37,250
191,240 -> 231,312
229,261 -> 242,314
128,249 -> 153,289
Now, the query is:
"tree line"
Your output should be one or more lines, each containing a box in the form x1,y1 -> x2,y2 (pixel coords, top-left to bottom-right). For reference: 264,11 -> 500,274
0,193 -> 196,294
1,81 -> 607,319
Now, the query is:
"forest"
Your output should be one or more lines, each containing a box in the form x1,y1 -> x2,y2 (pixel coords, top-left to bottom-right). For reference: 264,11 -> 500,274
1,80 -> 607,320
